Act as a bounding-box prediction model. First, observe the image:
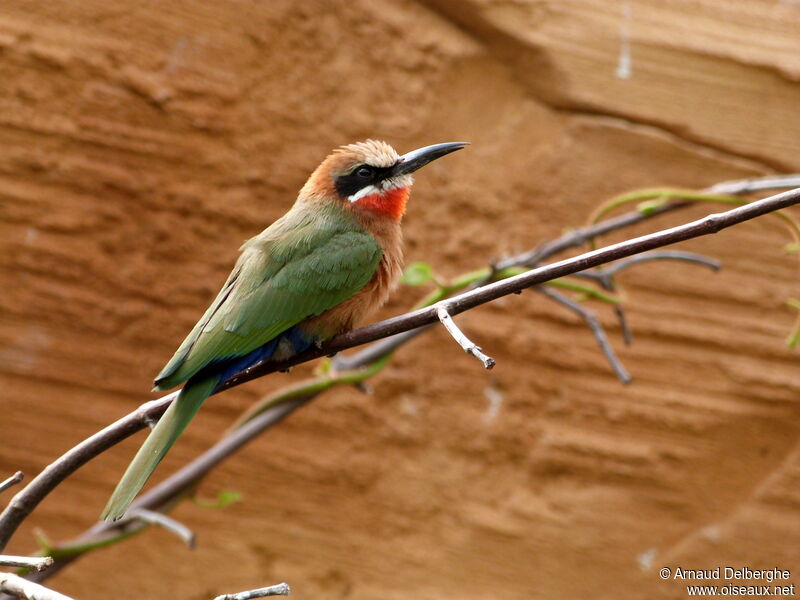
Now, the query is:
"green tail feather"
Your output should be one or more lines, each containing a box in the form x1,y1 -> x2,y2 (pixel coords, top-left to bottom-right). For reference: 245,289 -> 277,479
101,375 -> 218,521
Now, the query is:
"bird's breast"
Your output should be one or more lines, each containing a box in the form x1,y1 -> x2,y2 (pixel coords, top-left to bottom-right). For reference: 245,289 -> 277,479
300,224 -> 403,340
355,187 -> 409,221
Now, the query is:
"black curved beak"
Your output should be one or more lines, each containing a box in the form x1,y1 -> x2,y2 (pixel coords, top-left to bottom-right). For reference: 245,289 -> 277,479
390,142 -> 469,177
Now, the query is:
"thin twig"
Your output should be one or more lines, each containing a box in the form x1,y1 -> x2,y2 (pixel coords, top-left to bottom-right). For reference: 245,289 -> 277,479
536,286 -> 632,384
577,250 -> 720,344
330,328 -> 429,371
213,582 -> 290,600
602,250 -> 721,276
0,573 -> 74,600
124,508 -> 195,549
0,475 -> 23,496
707,174 -> 800,195
2,178 -> 798,564
571,251 -> 719,288
436,306 -> 495,369
503,175 -> 800,272
573,251 -> 719,345
615,306 -> 633,346
499,201 -> 690,270
0,556 -> 52,572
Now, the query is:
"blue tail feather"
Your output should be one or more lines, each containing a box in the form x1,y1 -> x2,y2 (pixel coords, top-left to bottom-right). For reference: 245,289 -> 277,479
211,325 -> 315,388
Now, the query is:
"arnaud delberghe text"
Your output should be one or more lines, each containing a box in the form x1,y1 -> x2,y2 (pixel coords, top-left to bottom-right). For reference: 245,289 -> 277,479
673,567 -> 791,582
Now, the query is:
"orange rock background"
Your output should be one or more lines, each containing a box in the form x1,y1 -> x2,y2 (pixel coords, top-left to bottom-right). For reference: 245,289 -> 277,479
2,1 -> 800,598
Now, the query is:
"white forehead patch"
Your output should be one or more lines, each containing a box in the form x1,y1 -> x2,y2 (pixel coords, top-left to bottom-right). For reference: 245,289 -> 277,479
336,139 -> 399,168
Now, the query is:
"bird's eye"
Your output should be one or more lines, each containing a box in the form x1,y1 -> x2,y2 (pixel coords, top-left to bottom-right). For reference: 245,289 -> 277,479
355,166 -> 373,179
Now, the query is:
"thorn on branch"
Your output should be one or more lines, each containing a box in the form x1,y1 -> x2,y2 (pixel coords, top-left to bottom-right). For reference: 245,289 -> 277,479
537,286 -> 632,384
0,555 -> 53,571
0,473 -> 23,495
125,508 -> 196,549
213,582 -> 291,600
436,305 -> 495,369
0,573 -> 74,600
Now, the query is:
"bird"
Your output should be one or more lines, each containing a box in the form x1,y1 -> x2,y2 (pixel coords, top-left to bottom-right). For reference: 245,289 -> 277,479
101,139 -> 468,521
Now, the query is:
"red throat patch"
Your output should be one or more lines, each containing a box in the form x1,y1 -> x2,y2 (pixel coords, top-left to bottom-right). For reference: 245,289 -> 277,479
356,187 -> 409,221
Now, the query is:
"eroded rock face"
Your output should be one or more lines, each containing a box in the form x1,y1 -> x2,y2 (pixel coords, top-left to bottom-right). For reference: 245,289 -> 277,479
2,2 -> 800,598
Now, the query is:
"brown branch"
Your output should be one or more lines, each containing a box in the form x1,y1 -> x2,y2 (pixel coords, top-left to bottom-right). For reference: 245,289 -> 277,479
1,181 -> 797,557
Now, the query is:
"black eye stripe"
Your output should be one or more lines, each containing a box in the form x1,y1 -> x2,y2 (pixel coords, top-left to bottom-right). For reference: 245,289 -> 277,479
334,164 -> 392,198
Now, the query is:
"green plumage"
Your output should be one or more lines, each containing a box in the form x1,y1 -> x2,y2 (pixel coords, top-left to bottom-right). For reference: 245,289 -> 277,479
156,205 -> 382,389
102,203 -> 383,520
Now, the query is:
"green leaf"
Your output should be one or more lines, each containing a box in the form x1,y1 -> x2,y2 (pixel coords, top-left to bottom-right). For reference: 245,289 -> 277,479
787,328 -> 800,349
193,489 -> 243,509
637,198 -> 668,215
316,357 -> 332,375
33,528 -> 53,553
215,489 -> 242,508
545,278 -> 621,304
400,262 -> 435,286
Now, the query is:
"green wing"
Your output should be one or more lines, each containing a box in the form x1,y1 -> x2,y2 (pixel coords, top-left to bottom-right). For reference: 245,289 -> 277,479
155,221 -> 382,390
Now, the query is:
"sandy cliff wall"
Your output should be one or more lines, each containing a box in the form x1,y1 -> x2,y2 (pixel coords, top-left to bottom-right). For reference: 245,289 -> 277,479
2,1 -> 800,598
